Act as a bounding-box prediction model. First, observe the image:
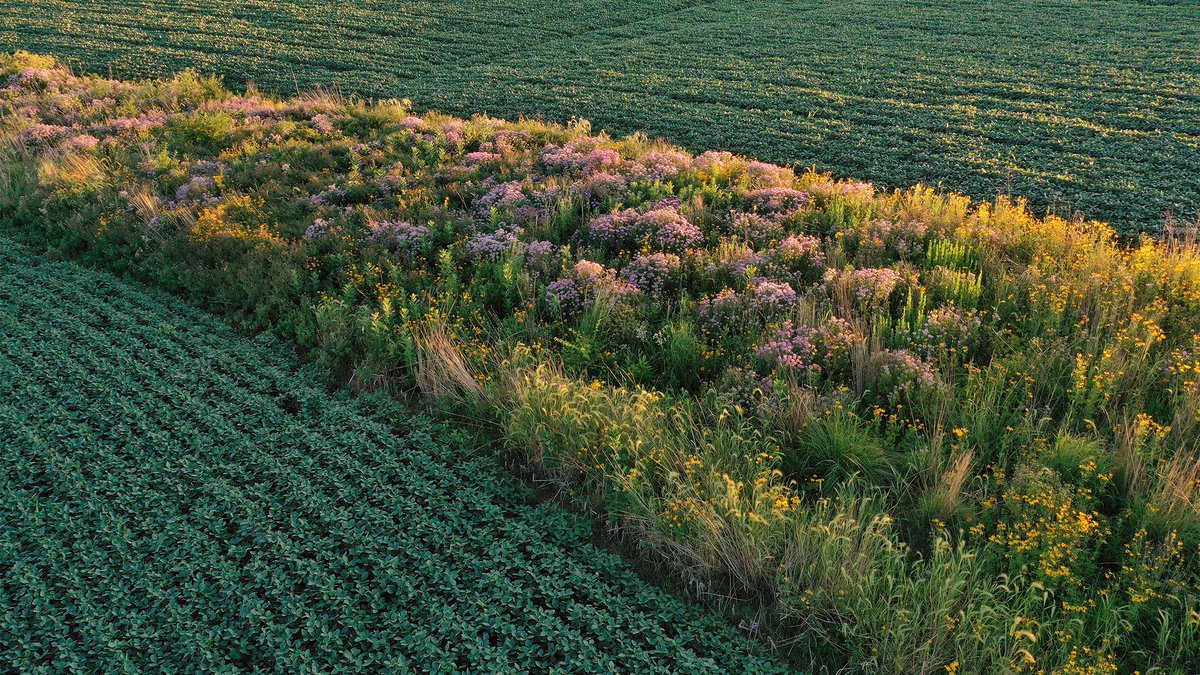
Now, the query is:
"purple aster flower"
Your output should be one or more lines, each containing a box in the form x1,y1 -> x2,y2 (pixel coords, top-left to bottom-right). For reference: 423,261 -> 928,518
311,114 -> 335,134
643,207 -> 703,253
826,267 -> 904,310
751,279 -> 798,315
699,288 -> 746,335
476,180 -> 530,214
466,228 -> 521,261
873,349 -> 939,398
745,187 -> 810,218
620,252 -> 681,294
575,172 -> 628,203
173,175 -> 216,205
364,220 -> 429,251
757,321 -> 817,374
305,218 -> 332,240
541,138 -> 623,175
545,278 -> 584,315
630,150 -> 691,181
462,151 -> 501,166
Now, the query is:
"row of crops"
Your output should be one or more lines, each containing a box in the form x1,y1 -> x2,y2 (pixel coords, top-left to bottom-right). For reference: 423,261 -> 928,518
1,0 -> 1196,231
0,243 -> 785,672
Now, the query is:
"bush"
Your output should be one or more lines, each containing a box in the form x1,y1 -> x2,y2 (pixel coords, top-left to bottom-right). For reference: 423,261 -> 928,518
785,408 -> 889,484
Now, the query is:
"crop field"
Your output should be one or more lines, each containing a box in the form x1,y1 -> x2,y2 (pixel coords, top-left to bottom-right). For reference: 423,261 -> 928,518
1,0 -> 1197,232
0,243 -> 785,672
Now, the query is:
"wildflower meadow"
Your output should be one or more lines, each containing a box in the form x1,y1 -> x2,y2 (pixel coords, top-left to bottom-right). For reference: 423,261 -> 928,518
2,53 -> 1199,672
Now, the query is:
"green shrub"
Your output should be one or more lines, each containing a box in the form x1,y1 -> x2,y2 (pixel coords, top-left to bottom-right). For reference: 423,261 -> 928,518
786,410 -> 890,484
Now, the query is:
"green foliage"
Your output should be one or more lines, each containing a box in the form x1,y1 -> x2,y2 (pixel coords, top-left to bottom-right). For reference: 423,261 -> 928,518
164,110 -> 235,152
786,409 -> 889,484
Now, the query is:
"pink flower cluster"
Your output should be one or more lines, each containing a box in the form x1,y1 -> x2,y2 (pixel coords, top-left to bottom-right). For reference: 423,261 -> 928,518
699,288 -> 745,334
576,172 -> 629,204
620,252 -> 681,294
769,234 -> 824,271
745,187 -> 810,219
585,203 -> 702,253
873,349 -> 939,397
172,175 -> 218,206
545,259 -> 640,313
690,151 -> 738,179
827,267 -> 904,309
544,278 -> 582,314
310,114 -> 336,134
750,279 -> 798,315
586,208 -> 642,249
440,120 -> 465,146
629,150 -> 691,181
573,259 -> 613,287
742,160 -> 795,188
96,111 -> 167,137
22,122 -> 70,143
364,220 -> 429,252
523,240 -> 562,278
644,207 -> 703,253
465,228 -> 520,261
756,321 -> 817,373
838,218 -> 930,259
727,212 -> 784,247
462,151 -> 501,166
905,305 -> 983,359
208,95 -> 281,121
690,151 -> 795,188
756,316 -> 859,376
541,138 -> 622,175
476,180 -> 529,213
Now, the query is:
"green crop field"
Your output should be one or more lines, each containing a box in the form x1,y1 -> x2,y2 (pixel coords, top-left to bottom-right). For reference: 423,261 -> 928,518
0,242 -> 785,672
2,0 -> 1197,232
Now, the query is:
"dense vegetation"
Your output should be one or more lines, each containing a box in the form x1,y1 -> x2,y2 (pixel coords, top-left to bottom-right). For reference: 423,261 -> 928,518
3,53 -> 1199,672
0,242 -> 784,672
2,0 -> 1197,232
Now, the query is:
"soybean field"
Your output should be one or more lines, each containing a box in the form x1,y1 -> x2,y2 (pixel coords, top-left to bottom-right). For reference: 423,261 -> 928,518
0,242 -> 786,673
1,0 -> 1197,232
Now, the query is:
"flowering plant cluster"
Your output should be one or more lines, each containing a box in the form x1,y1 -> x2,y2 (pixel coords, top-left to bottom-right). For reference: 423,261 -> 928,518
756,321 -> 817,374
364,220 -> 430,252
871,349 -> 940,403
699,288 -> 747,336
902,305 -> 984,362
584,201 -> 702,253
826,266 -> 905,311
620,252 -> 681,294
